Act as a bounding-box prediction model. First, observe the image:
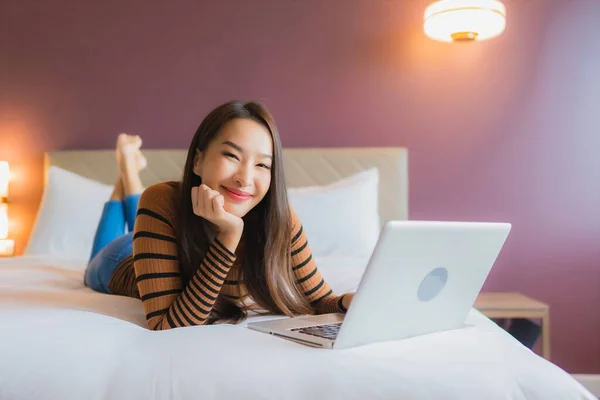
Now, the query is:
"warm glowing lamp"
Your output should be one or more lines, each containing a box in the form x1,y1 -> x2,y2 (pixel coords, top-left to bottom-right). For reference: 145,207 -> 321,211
0,203 -> 8,240
0,161 -> 8,200
424,0 -> 507,43
0,161 -> 14,257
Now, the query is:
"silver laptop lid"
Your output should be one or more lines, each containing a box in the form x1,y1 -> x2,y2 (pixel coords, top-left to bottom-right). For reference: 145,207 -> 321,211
333,220 -> 511,349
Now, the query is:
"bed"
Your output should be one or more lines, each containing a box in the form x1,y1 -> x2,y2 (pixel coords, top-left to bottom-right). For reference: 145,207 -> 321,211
0,147 -> 594,400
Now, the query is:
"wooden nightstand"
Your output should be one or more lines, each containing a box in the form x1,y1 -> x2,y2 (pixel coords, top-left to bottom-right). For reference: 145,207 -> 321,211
475,292 -> 551,360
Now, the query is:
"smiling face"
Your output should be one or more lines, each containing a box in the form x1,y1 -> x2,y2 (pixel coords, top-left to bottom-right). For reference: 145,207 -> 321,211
192,118 -> 274,218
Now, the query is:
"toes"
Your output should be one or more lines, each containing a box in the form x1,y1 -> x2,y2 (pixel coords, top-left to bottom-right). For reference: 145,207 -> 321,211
132,135 -> 142,149
117,132 -> 128,143
117,134 -> 143,153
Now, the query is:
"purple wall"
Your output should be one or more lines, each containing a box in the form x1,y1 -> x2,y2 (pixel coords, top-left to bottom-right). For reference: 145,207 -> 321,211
1,0 -> 599,373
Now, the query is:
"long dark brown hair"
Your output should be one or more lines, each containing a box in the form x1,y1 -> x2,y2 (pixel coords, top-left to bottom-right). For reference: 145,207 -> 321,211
177,100 -> 312,324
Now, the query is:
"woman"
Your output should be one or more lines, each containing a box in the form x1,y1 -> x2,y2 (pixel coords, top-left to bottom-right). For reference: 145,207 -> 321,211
84,101 -> 354,330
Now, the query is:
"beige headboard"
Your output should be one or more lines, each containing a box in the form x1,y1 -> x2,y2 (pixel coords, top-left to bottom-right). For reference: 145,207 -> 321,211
46,147 -> 409,222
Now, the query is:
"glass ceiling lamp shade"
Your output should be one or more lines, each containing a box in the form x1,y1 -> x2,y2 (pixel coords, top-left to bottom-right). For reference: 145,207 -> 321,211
424,0 -> 507,43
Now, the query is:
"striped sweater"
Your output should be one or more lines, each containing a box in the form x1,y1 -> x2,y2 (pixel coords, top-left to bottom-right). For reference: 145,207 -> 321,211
109,182 -> 347,330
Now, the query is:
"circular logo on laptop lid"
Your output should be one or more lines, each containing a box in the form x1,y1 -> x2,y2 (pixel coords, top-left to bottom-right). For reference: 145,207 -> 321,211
417,267 -> 448,302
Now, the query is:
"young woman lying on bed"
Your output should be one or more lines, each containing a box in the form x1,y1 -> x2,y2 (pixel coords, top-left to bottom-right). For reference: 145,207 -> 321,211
84,101 -> 355,330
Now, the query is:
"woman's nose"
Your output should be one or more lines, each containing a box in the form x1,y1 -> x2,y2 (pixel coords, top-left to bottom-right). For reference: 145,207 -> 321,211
234,166 -> 252,187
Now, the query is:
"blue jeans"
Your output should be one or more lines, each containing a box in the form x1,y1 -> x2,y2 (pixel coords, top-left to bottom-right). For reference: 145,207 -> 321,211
84,194 -> 140,294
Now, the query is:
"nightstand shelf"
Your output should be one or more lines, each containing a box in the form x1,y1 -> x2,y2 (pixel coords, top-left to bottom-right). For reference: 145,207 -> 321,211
475,292 -> 550,360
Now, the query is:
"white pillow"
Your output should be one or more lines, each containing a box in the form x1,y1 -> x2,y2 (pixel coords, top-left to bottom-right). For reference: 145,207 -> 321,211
25,166 -> 114,260
288,168 -> 380,258
26,166 -> 380,261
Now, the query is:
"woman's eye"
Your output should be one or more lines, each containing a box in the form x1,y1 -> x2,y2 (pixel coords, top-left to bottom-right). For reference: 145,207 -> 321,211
257,163 -> 271,170
223,152 -> 239,160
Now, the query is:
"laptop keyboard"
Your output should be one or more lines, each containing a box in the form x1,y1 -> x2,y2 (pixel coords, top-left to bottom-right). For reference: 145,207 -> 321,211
291,322 -> 342,340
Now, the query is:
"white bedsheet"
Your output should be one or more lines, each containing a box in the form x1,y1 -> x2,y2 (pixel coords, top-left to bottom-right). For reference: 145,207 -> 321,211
0,256 -> 594,400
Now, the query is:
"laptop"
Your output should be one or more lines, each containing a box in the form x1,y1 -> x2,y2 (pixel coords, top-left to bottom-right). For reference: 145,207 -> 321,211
247,220 -> 511,349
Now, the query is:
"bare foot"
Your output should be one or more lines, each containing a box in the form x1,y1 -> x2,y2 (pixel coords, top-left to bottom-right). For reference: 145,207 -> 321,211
116,133 -> 145,173
117,133 -> 142,156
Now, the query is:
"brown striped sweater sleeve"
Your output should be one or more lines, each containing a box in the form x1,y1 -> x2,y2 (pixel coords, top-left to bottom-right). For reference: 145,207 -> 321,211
289,209 -> 348,314
133,183 -> 237,330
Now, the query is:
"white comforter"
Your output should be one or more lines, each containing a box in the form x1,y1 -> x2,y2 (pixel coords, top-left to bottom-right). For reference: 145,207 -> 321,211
0,256 -> 594,400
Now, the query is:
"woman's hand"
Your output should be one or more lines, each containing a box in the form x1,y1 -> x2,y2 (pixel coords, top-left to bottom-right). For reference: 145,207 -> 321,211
191,184 -> 244,249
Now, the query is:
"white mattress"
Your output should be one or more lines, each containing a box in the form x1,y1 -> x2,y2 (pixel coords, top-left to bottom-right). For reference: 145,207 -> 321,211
0,256 -> 594,400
